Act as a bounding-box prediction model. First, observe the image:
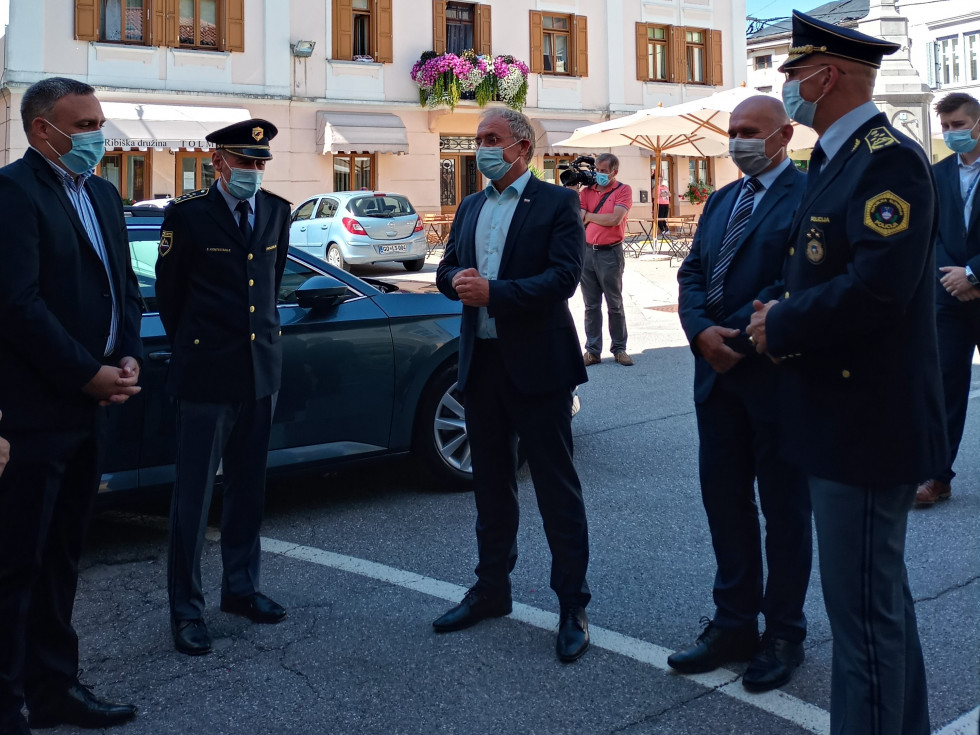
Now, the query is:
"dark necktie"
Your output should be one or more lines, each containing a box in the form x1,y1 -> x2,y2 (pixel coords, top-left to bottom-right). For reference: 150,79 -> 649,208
705,177 -> 761,321
807,143 -> 825,191
236,199 -> 252,242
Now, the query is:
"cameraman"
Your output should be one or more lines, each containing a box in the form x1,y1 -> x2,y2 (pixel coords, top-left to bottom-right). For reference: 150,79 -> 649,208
580,153 -> 633,366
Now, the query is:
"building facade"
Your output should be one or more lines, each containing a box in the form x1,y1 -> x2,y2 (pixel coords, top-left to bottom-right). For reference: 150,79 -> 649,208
1,0 -> 745,213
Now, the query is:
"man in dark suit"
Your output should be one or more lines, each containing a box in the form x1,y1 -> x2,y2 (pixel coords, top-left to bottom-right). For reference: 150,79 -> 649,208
433,109 -> 591,663
748,12 -> 945,734
674,96 -> 811,692
155,119 -> 291,656
0,77 -> 142,735
915,92 -> 980,507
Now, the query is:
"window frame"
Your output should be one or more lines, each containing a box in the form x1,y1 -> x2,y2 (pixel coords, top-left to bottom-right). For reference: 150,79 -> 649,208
99,0 -> 148,44
76,0 -> 243,51
754,54 -> 772,70
688,156 -> 712,190
333,153 -> 377,193
541,13 -> 572,75
685,28 -> 707,84
175,151 -> 215,196
98,150 -> 152,203
178,0 -> 219,49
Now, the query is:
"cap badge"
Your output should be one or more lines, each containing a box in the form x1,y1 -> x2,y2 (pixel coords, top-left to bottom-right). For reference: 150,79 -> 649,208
252,127 -> 264,141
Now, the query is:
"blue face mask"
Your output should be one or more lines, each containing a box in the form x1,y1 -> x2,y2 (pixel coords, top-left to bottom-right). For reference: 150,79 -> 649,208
45,121 -> 105,174
781,66 -> 827,129
595,172 -> 611,187
223,164 -> 264,200
944,119 -> 980,154
476,140 -> 522,181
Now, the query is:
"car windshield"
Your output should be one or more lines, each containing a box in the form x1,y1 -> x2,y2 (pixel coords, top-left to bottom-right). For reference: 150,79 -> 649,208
347,195 -> 415,219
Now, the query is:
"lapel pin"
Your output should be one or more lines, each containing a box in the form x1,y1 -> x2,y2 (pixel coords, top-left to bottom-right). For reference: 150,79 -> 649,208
523,198 -> 531,203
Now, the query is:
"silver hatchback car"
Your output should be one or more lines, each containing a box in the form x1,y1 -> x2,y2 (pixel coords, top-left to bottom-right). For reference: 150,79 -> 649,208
289,191 -> 428,272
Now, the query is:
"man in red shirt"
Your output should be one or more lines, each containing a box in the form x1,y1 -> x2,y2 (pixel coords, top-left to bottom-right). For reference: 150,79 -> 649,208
580,154 -> 633,366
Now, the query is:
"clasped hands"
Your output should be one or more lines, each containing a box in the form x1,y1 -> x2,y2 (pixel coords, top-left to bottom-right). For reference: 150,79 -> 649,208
83,356 -> 141,406
940,266 -> 980,302
451,268 -> 491,307
746,299 -> 779,359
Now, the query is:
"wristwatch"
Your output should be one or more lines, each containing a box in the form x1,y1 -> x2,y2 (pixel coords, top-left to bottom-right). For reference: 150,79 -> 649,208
966,265 -> 979,287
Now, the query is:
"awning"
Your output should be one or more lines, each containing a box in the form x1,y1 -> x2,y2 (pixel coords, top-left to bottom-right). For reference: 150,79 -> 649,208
531,118 -> 602,155
101,102 -> 251,151
316,112 -> 408,155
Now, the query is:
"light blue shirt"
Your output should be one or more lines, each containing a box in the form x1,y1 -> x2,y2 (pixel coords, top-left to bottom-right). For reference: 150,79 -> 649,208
474,169 -> 532,339
734,157 -> 792,221
814,100 -> 880,171
37,149 -> 119,356
215,179 -> 257,230
956,153 -> 980,227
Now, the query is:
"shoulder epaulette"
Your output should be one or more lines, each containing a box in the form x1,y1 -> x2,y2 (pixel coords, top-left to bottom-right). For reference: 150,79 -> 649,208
864,127 -> 900,153
172,187 -> 209,204
260,188 -> 291,206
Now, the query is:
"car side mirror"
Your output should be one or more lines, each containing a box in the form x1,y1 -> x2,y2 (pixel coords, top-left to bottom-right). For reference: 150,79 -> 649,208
296,275 -> 349,312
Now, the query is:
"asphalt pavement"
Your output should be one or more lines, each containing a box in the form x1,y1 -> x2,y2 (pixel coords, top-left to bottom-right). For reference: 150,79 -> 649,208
66,252 -> 979,735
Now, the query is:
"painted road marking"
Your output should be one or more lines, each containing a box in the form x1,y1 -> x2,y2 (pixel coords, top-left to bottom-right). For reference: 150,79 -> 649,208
935,708 -> 979,735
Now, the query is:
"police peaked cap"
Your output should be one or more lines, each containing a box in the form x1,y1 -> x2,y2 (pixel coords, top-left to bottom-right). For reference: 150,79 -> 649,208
207,118 -> 278,160
779,10 -> 900,71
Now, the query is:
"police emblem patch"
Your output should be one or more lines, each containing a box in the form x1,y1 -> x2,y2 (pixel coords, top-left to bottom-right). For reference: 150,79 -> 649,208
863,191 -> 909,236
159,230 -> 174,257
864,127 -> 899,153
252,127 -> 264,141
806,226 -> 825,264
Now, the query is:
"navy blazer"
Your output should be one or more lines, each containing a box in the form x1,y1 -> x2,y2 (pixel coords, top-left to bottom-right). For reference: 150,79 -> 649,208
934,154 -> 980,307
678,164 -> 806,405
0,148 -> 143,432
436,175 -> 588,395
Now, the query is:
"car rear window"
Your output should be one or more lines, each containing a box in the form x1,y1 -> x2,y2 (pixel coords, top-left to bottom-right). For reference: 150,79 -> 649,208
348,195 -> 416,218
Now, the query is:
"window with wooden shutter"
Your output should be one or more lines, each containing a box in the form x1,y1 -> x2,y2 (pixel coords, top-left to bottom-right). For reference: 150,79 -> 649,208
708,29 -> 722,85
669,26 -> 685,84
533,12 -> 578,75
224,0 -> 244,52
529,10 -> 544,74
474,4 -> 491,56
76,0 -> 99,41
636,23 -> 649,81
432,0 -> 446,54
636,23 -> 669,82
374,0 -> 393,62
684,28 -> 707,84
572,14 -> 588,77
333,0 -> 354,59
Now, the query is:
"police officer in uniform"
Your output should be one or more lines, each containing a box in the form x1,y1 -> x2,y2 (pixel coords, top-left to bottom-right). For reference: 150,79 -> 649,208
155,119 -> 291,656
747,12 -> 945,735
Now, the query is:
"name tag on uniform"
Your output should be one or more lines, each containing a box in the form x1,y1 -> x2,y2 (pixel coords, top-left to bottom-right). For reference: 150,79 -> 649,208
207,247 -> 232,253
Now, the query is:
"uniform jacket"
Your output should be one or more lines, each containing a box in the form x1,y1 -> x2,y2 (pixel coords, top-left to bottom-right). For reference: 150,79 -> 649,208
436,175 -> 588,394
678,164 -> 806,405
933,153 -> 980,308
0,148 -> 143,432
767,113 -> 947,486
155,185 -> 291,402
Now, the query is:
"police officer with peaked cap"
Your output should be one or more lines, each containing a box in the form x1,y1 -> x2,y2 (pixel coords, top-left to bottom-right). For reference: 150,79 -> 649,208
155,118 -> 292,656
746,11 -> 946,735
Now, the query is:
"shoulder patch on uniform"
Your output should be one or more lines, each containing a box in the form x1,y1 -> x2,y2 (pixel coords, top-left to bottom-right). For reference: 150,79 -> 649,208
864,127 -> 899,153
173,188 -> 209,204
850,138 -> 861,152
863,191 -> 909,236
159,230 -> 173,257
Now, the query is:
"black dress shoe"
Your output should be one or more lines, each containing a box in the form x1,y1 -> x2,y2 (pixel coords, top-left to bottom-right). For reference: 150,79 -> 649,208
220,592 -> 287,624
0,711 -> 29,735
556,605 -> 590,663
432,587 -> 512,632
742,633 -> 804,692
172,618 -> 212,656
28,681 -> 137,729
667,618 -> 759,674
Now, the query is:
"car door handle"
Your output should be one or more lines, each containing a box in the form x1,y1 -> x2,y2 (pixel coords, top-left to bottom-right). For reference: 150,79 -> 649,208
148,351 -> 172,361
299,226 -> 307,231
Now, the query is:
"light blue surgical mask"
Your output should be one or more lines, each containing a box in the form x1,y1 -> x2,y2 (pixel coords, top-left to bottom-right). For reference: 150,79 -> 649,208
223,164 -> 264,200
781,66 -> 828,128
595,172 -> 611,187
476,140 -> 523,181
44,120 -> 105,174
944,119 -> 980,154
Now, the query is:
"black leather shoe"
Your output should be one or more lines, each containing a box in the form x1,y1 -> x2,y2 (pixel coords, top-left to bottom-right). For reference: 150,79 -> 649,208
556,605 -> 590,663
28,681 -> 137,729
742,633 -> 805,692
172,618 -> 212,656
220,592 -> 287,624
667,618 -> 759,674
432,587 -> 512,632
0,711 -> 29,735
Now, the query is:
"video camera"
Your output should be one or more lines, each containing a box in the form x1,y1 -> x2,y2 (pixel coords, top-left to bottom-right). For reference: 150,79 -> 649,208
558,155 -> 596,188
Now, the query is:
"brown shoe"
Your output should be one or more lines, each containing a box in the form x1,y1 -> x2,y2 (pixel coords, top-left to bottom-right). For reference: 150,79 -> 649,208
584,352 -> 601,366
915,479 -> 951,507
614,351 -> 634,366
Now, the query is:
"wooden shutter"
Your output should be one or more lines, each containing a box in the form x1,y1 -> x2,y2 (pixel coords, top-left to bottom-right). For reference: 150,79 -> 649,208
432,0 -> 446,54
374,0 -> 393,62
151,0 -> 166,46
475,4 -> 492,56
573,15 -> 588,77
708,29 -> 723,85
635,23 -> 649,81
225,0 -> 245,52
669,26 -> 686,83
529,10 -> 544,74
75,0 -> 98,41
333,0 -> 353,60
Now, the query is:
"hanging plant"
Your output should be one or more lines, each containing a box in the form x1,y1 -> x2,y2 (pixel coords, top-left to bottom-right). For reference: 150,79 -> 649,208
685,180 -> 714,205
410,51 -> 530,111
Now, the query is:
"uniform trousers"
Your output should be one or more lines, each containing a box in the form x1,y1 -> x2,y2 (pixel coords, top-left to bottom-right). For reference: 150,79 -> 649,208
934,299 -> 980,482
581,243 -> 627,356
464,339 -> 590,607
0,422 -> 101,716
809,476 -> 929,735
168,394 -> 275,622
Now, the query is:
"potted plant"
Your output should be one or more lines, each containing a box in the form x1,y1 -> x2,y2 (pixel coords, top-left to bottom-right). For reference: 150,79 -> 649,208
685,180 -> 714,205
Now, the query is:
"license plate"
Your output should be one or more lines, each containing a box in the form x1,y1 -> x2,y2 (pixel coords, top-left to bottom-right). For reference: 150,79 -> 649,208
379,244 -> 408,254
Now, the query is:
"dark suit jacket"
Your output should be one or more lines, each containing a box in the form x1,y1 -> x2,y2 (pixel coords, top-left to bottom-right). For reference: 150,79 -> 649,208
678,164 -> 806,405
436,175 -> 588,394
767,113 -> 947,485
934,153 -> 980,309
155,185 -> 291,402
0,148 -> 143,432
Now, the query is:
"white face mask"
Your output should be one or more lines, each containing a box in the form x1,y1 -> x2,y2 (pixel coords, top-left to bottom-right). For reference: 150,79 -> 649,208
728,128 -> 782,176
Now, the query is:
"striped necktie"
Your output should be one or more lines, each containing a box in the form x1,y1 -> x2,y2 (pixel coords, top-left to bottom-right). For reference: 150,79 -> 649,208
705,177 -> 761,321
